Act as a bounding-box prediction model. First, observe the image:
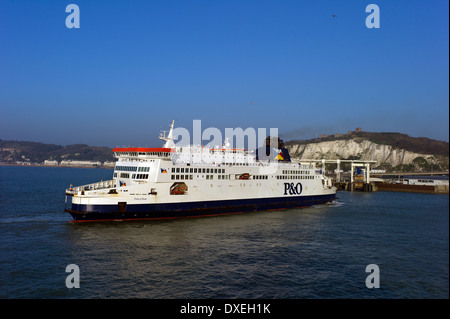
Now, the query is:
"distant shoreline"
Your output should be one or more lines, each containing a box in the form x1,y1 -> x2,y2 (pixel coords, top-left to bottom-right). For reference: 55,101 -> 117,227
0,163 -> 114,169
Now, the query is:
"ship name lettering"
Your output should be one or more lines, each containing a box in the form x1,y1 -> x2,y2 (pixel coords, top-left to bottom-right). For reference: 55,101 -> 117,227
284,182 -> 302,195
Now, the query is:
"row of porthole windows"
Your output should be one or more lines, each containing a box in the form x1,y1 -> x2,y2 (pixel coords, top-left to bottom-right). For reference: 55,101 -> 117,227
114,172 -> 148,179
115,166 -> 137,172
282,170 -> 311,175
277,175 -> 314,180
172,167 -> 226,174
171,174 -> 231,180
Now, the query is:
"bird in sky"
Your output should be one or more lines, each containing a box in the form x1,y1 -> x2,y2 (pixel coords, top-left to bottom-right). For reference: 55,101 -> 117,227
332,14 -> 337,18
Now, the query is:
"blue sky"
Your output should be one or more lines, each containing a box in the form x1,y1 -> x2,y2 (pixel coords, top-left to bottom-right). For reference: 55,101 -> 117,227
0,0 -> 448,147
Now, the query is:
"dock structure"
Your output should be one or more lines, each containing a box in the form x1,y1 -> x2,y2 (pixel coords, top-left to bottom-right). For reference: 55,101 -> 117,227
292,158 -> 449,194
295,159 -> 378,192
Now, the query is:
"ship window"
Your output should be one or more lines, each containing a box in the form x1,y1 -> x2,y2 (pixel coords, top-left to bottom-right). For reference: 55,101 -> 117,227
135,174 -> 149,179
202,168 -> 206,173
206,175 -> 210,180
181,168 -> 184,173
176,168 -> 180,173
172,168 -> 175,173
194,168 -> 197,173
171,175 -> 175,180
214,169 -> 218,173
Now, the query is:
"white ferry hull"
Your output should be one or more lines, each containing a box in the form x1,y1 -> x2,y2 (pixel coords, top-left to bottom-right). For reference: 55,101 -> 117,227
67,192 -> 336,222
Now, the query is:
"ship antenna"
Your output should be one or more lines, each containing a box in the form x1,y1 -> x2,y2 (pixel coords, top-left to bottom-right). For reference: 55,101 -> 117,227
159,120 -> 176,148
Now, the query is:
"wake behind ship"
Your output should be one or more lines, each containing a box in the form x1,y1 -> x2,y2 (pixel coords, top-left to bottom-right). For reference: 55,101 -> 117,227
65,121 -> 336,222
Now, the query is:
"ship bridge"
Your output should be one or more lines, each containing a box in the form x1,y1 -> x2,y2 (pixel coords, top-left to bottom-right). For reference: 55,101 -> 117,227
112,147 -> 175,160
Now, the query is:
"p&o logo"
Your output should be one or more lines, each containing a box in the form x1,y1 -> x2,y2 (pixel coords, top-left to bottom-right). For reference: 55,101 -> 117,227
284,183 -> 302,195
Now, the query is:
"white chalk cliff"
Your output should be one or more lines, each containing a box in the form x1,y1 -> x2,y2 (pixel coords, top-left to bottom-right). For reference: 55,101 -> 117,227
286,138 -> 446,168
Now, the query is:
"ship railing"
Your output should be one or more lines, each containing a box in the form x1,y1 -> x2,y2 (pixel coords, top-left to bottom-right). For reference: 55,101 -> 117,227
66,179 -> 116,195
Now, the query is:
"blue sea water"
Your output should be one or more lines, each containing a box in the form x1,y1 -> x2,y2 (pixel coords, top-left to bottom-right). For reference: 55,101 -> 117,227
0,166 -> 448,299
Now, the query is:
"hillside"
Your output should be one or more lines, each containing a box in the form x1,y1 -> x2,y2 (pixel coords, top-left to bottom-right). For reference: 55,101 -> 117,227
285,131 -> 449,156
0,139 -> 115,164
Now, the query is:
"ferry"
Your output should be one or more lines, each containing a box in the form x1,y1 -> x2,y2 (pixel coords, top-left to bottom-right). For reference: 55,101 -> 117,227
65,121 -> 336,222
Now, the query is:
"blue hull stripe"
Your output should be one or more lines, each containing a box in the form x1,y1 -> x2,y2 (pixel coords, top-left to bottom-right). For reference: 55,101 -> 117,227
67,194 -> 335,221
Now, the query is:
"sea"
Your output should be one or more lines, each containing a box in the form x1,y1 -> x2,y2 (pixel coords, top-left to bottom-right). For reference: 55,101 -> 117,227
0,165 -> 448,300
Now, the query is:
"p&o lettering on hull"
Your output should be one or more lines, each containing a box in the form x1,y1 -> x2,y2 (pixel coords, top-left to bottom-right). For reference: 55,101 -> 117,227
284,182 -> 303,195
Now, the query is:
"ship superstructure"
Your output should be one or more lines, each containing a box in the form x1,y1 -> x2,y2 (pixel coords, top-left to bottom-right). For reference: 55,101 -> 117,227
65,121 -> 336,221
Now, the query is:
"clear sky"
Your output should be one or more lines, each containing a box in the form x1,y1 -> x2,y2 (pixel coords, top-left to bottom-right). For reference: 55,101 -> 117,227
0,0 -> 448,147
